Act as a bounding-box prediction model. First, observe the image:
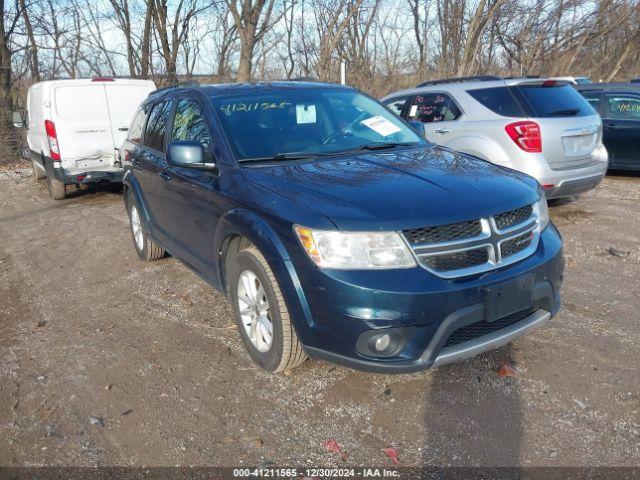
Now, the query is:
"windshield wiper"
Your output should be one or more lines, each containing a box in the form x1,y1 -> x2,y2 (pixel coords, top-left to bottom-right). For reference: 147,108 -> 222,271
549,108 -> 580,116
240,152 -> 318,162
351,142 -> 417,151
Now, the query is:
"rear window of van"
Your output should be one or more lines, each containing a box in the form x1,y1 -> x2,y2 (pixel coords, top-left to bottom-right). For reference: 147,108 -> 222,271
54,86 -> 109,120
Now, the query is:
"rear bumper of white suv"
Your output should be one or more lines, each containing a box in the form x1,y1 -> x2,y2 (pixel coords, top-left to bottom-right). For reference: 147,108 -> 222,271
517,144 -> 608,199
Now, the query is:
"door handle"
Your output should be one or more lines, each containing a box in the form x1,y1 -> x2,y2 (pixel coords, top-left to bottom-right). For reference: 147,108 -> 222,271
434,128 -> 451,134
118,126 -> 129,132
604,123 -> 618,129
158,171 -> 171,181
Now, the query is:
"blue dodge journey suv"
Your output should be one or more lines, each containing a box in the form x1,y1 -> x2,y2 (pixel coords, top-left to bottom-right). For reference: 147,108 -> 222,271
121,81 -> 564,373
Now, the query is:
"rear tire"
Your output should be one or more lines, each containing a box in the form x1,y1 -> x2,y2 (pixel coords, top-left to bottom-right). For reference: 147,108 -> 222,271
47,176 -> 66,200
229,245 -> 307,372
32,160 -> 46,180
127,196 -> 165,261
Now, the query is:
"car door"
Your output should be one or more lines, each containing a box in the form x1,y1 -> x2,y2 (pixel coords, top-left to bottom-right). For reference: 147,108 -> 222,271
136,99 -> 174,241
405,92 -> 463,145
601,92 -> 640,170
162,95 -> 223,277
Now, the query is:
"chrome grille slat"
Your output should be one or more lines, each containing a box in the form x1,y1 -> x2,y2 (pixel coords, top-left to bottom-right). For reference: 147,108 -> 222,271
403,204 -> 540,278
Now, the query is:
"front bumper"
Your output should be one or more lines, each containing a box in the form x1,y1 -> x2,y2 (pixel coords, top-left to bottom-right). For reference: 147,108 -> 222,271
288,225 -> 564,373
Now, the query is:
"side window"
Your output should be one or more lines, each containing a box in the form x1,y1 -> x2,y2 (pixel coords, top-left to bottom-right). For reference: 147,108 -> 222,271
467,86 -> 526,117
605,94 -> 640,120
383,96 -> 409,117
172,98 -> 213,154
127,108 -> 146,143
407,93 -> 462,123
581,93 -> 601,112
143,101 -> 172,152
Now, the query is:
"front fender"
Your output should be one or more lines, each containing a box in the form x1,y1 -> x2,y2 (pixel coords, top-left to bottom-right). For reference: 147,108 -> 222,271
213,209 -> 317,338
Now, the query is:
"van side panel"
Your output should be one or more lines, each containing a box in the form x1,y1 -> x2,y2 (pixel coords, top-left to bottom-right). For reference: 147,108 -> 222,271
27,84 -> 47,166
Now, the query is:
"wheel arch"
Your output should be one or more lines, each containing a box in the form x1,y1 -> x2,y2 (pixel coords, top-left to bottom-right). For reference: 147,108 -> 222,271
214,209 -> 291,294
214,209 -> 317,339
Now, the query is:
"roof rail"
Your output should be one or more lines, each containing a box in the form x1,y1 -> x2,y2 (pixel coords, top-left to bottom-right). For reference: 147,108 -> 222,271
149,80 -> 199,96
416,75 -> 501,87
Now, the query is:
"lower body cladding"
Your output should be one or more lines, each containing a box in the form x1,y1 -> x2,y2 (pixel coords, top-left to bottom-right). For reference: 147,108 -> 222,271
287,225 -> 563,373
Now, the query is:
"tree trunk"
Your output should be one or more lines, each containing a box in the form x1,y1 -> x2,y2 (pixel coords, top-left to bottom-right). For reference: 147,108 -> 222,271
19,0 -> 40,82
237,37 -> 255,82
606,35 -> 637,81
141,0 -> 154,78
0,0 -> 18,158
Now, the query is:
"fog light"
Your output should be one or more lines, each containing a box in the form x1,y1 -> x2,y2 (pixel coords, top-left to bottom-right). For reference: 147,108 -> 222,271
374,333 -> 392,352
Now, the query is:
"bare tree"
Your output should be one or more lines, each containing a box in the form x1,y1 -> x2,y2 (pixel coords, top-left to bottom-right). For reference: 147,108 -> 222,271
153,0 -> 201,84
19,0 -> 40,81
225,0 -> 282,81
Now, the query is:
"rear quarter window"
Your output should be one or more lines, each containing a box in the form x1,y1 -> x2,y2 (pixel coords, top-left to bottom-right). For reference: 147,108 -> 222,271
515,84 -> 596,117
467,87 -> 526,117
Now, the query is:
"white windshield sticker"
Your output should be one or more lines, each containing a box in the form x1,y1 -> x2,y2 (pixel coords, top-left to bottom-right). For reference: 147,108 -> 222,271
296,104 -> 316,124
408,105 -> 418,118
361,115 -> 402,137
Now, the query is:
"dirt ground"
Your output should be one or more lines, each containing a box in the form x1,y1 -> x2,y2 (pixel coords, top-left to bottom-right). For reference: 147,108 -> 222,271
0,165 -> 639,468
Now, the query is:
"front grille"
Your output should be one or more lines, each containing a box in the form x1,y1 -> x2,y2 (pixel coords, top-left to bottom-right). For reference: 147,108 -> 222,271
402,203 -> 538,278
494,205 -> 533,230
443,303 -> 541,348
501,232 -> 533,258
421,249 -> 489,272
403,220 -> 482,245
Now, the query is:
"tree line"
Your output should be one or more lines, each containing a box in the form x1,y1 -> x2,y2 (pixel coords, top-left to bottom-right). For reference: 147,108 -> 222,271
1,0 -> 639,159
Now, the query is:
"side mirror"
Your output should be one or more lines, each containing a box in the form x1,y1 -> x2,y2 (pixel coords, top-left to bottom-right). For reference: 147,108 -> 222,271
408,120 -> 425,137
167,140 -> 216,170
12,111 -> 25,128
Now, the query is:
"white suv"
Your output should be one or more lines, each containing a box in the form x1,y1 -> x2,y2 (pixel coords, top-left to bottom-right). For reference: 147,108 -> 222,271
381,77 -> 608,199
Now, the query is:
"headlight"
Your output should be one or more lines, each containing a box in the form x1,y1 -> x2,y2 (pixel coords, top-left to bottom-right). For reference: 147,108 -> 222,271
294,226 -> 417,269
534,192 -> 549,230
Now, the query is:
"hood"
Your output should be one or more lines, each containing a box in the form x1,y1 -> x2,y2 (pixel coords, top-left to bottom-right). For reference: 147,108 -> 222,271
241,146 -> 540,230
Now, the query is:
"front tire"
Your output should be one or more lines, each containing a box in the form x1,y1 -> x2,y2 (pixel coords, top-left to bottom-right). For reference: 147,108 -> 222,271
229,245 -> 307,372
127,197 -> 165,261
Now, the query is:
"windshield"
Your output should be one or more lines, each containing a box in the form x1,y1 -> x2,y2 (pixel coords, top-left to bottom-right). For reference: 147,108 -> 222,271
210,88 -> 425,161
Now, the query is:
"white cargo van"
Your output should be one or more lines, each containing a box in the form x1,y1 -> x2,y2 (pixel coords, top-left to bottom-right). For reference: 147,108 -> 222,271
27,78 -> 156,199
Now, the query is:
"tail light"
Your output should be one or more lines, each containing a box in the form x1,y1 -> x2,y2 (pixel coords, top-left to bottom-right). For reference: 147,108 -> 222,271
44,120 -> 61,161
505,121 -> 542,153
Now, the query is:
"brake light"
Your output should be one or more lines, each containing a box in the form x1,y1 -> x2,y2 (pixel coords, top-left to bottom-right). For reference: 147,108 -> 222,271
542,80 -> 557,87
91,77 -> 115,82
505,121 -> 542,153
44,120 -> 61,161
